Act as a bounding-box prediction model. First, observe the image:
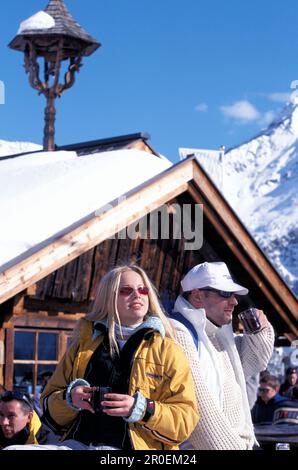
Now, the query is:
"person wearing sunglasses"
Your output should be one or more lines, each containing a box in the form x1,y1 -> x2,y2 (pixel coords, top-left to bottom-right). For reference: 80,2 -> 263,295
251,375 -> 287,424
0,391 -> 53,449
34,265 -> 198,451
170,261 -> 274,450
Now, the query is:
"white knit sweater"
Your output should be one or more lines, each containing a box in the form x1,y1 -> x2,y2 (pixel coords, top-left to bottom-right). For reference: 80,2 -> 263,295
173,299 -> 275,450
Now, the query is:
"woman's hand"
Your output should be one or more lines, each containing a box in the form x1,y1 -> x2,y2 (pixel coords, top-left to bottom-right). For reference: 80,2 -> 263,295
101,393 -> 135,417
71,385 -> 96,413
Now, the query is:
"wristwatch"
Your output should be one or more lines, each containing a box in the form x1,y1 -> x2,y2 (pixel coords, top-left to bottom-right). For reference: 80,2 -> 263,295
143,399 -> 155,422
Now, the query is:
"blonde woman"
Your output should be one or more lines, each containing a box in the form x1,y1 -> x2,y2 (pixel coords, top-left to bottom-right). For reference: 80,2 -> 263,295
40,265 -> 198,450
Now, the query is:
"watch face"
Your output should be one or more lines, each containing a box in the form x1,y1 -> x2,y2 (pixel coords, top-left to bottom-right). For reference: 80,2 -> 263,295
143,399 -> 155,422
147,400 -> 155,413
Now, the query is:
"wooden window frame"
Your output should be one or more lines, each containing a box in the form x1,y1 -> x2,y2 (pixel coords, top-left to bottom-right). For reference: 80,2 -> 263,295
4,320 -> 76,392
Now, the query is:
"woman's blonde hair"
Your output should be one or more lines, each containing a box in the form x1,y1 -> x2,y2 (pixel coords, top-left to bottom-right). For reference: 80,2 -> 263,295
85,265 -> 175,356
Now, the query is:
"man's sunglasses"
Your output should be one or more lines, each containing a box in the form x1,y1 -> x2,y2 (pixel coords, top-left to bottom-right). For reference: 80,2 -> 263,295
258,387 -> 271,393
119,286 -> 149,296
200,288 -> 237,299
0,390 -> 33,408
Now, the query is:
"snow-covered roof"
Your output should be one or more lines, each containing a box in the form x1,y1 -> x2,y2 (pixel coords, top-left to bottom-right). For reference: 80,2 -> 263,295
0,140 -> 42,157
0,148 -> 171,271
179,147 -> 224,192
10,0 -> 100,57
17,11 -> 55,34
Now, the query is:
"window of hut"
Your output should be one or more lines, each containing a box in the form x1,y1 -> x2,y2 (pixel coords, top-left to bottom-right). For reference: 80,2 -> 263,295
5,328 -> 73,394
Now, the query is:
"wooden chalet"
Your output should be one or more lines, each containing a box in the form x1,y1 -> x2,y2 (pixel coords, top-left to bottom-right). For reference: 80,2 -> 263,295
0,133 -> 297,392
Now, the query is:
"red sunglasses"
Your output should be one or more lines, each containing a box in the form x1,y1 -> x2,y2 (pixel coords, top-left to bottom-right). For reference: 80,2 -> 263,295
119,286 -> 149,296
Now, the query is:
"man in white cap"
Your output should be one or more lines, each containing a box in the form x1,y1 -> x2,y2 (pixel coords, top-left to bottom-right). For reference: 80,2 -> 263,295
171,261 -> 274,450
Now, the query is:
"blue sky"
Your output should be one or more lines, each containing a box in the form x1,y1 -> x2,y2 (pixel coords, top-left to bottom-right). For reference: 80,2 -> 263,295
0,0 -> 298,162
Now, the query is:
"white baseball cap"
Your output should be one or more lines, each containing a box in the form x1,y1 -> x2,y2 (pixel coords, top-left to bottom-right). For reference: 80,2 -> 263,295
181,261 -> 248,295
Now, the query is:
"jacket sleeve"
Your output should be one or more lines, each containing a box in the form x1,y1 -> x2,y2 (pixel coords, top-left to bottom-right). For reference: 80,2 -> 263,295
175,329 -> 251,450
235,323 -> 275,379
40,339 -> 81,429
138,339 -> 199,446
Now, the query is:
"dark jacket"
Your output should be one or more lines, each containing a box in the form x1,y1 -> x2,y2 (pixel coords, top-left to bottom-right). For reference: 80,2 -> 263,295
280,380 -> 298,396
0,411 -> 53,449
251,394 -> 287,424
273,398 -> 298,425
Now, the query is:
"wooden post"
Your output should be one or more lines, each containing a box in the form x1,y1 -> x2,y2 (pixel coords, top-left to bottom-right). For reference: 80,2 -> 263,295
0,329 -> 4,385
43,91 -> 56,152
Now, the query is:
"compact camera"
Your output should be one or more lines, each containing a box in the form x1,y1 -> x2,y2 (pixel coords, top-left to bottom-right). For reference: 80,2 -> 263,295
91,386 -> 112,412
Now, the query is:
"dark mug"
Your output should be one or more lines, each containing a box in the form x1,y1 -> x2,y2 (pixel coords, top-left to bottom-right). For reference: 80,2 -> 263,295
238,308 -> 262,334
91,386 -> 112,412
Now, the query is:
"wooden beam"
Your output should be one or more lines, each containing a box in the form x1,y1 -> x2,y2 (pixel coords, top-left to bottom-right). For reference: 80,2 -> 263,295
9,313 -> 82,330
0,329 -> 4,384
0,161 -> 193,304
4,327 -> 14,390
24,297 -> 90,314
127,140 -> 155,155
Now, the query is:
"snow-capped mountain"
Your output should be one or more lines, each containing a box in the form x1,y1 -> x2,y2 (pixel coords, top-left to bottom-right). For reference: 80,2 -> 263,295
180,102 -> 298,297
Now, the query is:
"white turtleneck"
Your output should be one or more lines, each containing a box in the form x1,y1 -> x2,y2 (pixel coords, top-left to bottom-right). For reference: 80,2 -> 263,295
114,322 -> 143,349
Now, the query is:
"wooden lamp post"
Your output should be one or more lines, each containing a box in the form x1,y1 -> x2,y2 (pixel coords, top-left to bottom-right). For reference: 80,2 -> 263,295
9,0 -> 100,151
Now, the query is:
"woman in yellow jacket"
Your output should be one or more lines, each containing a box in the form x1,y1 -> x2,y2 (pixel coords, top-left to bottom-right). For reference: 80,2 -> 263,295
41,265 -> 199,450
